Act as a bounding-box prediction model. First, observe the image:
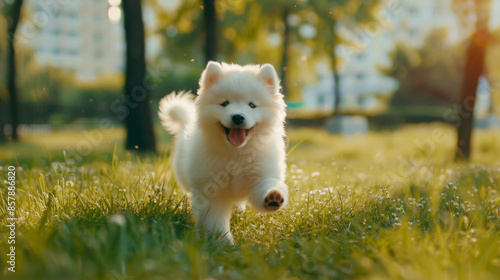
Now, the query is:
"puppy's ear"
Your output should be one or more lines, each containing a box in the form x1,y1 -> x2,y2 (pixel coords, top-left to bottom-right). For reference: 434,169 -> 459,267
199,61 -> 223,91
258,64 -> 281,95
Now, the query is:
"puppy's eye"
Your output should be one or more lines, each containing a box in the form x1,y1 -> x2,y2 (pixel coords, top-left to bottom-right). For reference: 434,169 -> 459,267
221,101 -> 229,107
249,102 -> 256,109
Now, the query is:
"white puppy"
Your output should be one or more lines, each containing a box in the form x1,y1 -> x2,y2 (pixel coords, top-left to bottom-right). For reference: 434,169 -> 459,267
159,62 -> 288,244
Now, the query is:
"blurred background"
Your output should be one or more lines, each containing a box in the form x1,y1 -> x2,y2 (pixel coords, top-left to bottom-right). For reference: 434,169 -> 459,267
1,0 -> 499,162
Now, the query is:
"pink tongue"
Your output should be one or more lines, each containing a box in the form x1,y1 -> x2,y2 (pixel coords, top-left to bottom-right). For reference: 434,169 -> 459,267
228,128 -> 246,146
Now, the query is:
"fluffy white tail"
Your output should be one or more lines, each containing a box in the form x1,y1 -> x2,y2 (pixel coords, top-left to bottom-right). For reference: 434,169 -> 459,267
158,91 -> 196,135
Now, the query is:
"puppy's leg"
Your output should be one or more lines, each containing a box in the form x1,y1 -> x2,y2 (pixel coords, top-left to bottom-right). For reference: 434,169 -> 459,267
192,194 -> 235,244
249,178 -> 288,213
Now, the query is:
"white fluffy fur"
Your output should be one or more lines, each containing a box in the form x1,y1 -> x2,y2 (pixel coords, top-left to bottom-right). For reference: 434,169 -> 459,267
158,91 -> 196,134
159,62 -> 288,244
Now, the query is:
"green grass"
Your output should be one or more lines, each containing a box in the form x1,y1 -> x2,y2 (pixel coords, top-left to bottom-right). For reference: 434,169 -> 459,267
1,124 -> 500,279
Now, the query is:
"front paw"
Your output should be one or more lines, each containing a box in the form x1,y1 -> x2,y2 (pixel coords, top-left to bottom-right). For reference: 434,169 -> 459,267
249,179 -> 288,213
264,190 -> 285,211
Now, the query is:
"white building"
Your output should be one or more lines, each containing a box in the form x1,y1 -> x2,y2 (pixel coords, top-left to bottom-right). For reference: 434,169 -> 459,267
25,0 -> 125,81
301,60 -> 398,113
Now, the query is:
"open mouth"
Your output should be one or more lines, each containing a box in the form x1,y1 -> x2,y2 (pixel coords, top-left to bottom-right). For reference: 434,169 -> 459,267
220,124 -> 253,146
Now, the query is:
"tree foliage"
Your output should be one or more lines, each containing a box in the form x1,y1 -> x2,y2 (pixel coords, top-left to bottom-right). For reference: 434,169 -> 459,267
384,29 -> 465,108
307,0 -> 381,114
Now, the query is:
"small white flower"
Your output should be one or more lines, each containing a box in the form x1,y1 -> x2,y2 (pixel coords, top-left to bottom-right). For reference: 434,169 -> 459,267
110,214 -> 126,227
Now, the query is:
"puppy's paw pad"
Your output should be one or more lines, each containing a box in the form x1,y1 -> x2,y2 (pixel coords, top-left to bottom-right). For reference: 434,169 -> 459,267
264,190 -> 285,211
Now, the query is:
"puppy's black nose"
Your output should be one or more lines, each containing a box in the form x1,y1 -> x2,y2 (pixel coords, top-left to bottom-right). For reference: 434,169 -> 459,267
232,114 -> 245,125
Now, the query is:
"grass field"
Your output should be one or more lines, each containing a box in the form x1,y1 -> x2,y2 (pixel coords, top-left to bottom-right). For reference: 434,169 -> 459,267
1,124 -> 500,279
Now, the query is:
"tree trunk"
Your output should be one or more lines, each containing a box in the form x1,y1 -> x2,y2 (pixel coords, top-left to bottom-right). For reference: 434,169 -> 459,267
203,0 -> 217,64
122,0 -> 156,152
455,0 -> 490,161
6,0 -> 23,142
330,21 -> 341,116
454,32 -> 487,161
280,7 -> 290,98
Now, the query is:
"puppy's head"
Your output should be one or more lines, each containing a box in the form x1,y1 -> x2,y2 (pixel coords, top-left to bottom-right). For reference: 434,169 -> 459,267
195,62 -> 286,147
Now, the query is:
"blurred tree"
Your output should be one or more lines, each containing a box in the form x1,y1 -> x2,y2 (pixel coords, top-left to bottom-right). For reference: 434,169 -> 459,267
6,45 -> 74,125
0,97 -> 4,141
122,0 -> 157,152
309,0 -> 379,115
155,0 -> 298,96
217,1 -> 259,62
203,0 -> 218,64
254,0 -> 300,98
280,7 -> 291,98
154,0 -> 204,70
454,0 -> 492,161
19,65 -> 64,124
217,0 -> 307,98
5,0 -> 23,142
384,30 -> 465,108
